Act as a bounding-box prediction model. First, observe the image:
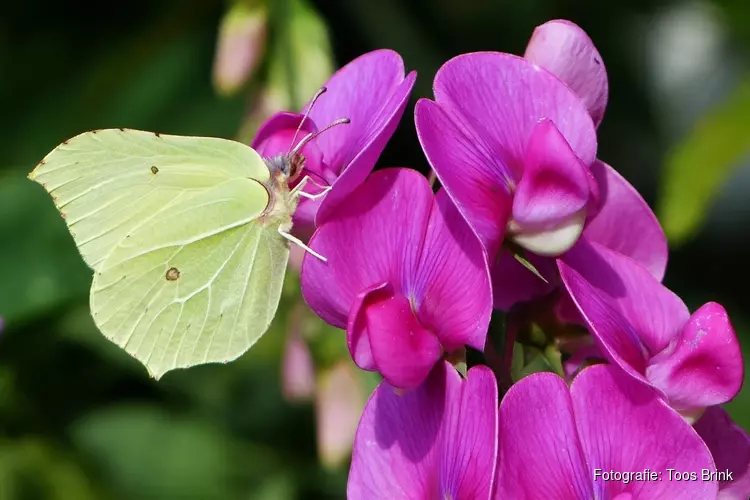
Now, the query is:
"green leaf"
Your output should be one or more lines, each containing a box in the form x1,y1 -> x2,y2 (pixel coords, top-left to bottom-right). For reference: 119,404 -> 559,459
0,173 -> 90,322
237,0 -> 333,142
0,438 -> 100,500
657,76 -> 750,245
71,405 -> 236,499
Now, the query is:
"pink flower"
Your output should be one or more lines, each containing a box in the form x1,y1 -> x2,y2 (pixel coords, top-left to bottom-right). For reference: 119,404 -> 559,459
252,50 -> 416,231
348,361 -> 498,499
497,364 -> 718,499
694,407 -> 750,499
301,168 -> 492,390
559,241 -> 749,498
414,20 -> 667,312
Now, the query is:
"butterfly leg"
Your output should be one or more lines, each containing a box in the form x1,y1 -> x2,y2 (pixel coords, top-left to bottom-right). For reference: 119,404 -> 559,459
278,227 -> 328,262
290,175 -> 332,200
296,187 -> 332,201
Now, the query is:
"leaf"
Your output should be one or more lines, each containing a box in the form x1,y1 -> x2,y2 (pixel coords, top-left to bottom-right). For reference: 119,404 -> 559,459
503,243 -> 549,284
657,76 -> 750,245
71,405 -> 235,499
237,0 -> 333,142
0,438 -> 100,500
0,173 -> 90,322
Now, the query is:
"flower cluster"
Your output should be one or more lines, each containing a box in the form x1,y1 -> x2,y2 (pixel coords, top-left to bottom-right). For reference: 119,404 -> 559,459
259,20 -> 750,499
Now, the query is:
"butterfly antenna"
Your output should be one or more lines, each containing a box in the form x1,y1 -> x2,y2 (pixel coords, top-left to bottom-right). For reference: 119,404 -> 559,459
288,86 -> 328,155
290,118 -> 351,157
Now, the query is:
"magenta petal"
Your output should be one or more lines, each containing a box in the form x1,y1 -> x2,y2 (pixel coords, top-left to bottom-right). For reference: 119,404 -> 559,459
583,161 -> 667,280
301,168 -> 432,328
432,52 -> 597,173
251,111 -> 316,151
512,119 -> 590,227
306,49 -> 408,169
310,50 -> 416,224
346,282 -> 391,371
414,189 -> 492,352
439,366 -> 498,500
491,250 -> 555,311
694,406 -> 750,499
647,302 -> 744,410
558,242 -> 653,382
361,285 -> 443,390
560,240 -> 689,362
348,363 -> 446,499
496,372 -> 594,499
524,20 -> 609,127
415,98 -> 513,257
572,364 -> 717,499
348,362 -> 498,500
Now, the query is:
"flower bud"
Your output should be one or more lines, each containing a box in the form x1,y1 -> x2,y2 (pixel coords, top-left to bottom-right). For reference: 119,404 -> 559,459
212,0 -> 268,96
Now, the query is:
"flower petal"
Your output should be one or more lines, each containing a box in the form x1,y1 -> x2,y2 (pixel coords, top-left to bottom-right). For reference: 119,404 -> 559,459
572,364 -> 717,499
583,161 -> 667,280
524,20 -> 608,127
348,363 -> 447,499
251,111 -> 317,157
309,49 -> 416,224
439,365 -> 498,500
558,242 -> 653,382
491,250 -> 555,311
512,119 -> 590,228
694,406 -> 750,500
432,52 -> 597,172
415,98 -> 513,257
346,282 -> 390,371
413,189 -> 492,352
496,372 -> 594,499
301,168 -> 432,328
348,362 -> 498,500
356,283 -> 443,390
647,302 -> 744,411
559,240 -> 689,368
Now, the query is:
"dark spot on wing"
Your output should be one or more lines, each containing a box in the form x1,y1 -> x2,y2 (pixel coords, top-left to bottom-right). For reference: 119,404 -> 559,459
118,127 -> 125,131
155,132 -> 161,138
151,166 -> 159,174
166,267 -> 180,281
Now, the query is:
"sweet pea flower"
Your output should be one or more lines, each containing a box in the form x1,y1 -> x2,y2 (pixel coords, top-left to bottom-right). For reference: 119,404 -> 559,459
415,20 -> 667,311
558,240 -> 750,498
497,364 -> 718,499
301,168 -> 492,390
694,406 -> 750,499
252,49 -> 416,232
348,361 -> 498,499
558,240 -> 743,420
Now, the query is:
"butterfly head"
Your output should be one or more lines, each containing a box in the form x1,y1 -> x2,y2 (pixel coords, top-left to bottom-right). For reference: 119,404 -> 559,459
264,86 -> 350,187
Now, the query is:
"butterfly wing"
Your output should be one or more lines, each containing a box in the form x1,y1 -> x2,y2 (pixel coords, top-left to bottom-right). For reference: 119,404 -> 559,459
30,128 -> 291,378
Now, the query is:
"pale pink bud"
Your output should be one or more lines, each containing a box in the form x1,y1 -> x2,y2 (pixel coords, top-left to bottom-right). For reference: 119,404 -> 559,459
315,361 -> 366,469
213,0 -> 267,96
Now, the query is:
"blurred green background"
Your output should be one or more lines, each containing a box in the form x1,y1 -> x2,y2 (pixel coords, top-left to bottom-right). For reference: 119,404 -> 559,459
1,0 -> 750,498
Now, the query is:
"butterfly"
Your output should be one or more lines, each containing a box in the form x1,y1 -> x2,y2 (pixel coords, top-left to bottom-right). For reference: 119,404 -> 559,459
28,87 -> 348,379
